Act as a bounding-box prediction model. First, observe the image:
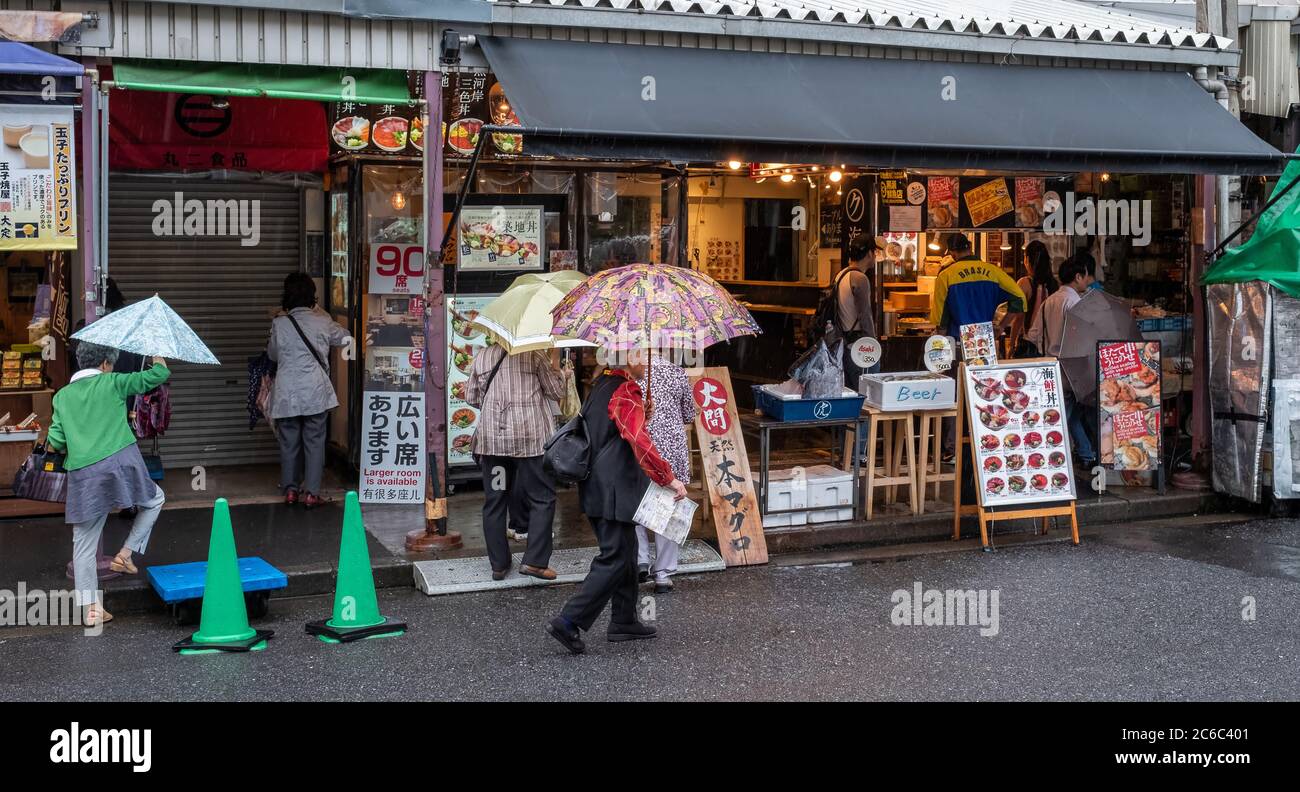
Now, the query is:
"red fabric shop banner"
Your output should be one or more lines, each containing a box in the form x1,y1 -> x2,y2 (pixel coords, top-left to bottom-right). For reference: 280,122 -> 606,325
109,91 -> 328,172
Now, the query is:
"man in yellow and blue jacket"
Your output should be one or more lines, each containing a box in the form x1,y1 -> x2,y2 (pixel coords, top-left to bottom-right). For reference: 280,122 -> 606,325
929,233 -> 1026,338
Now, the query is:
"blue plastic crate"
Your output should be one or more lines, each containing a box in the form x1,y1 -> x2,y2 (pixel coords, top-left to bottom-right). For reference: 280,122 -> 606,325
146,556 -> 287,604
1138,316 -> 1190,332
752,385 -> 865,422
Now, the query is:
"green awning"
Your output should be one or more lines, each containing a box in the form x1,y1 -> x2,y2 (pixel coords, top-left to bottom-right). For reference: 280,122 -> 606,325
1204,151 -> 1300,298
110,59 -> 412,105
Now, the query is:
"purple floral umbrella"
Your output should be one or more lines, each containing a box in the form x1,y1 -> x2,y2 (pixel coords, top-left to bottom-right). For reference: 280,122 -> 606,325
551,263 -> 760,407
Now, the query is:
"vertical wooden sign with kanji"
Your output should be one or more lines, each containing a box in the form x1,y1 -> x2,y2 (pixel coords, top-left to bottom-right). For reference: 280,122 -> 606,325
690,367 -> 768,566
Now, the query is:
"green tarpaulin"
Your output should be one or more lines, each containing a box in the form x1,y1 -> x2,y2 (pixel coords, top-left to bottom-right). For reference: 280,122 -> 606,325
1203,151 -> 1300,298
110,60 -> 411,105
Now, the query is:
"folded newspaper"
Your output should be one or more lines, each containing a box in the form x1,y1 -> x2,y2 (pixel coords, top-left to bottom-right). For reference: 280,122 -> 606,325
633,483 -> 697,545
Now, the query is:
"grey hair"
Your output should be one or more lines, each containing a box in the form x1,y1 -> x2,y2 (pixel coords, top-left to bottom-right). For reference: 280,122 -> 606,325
75,341 -> 120,370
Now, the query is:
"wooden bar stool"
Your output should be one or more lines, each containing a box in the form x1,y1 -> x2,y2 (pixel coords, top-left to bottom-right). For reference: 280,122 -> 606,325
915,407 -> 958,514
856,407 -> 918,519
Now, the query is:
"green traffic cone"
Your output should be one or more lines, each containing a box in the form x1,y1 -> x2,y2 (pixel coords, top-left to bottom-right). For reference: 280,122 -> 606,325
173,498 -> 274,654
306,491 -> 406,643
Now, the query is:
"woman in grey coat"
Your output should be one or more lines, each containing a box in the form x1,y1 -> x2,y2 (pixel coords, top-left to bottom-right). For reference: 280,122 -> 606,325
268,273 -> 350,508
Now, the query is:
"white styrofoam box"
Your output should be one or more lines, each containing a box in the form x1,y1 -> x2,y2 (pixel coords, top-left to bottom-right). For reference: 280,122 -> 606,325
804,464 -> 855,524
762,383 -> 858,400
859,370 -> 956,411
749,467 -> 808,528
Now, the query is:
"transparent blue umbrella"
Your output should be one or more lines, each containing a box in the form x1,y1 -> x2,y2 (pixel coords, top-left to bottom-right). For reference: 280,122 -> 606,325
71,294 -> 221,365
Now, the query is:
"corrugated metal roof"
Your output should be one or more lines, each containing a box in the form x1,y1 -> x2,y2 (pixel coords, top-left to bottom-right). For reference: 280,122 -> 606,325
488,0 -> 1235,49
1240,18 -> 1300,118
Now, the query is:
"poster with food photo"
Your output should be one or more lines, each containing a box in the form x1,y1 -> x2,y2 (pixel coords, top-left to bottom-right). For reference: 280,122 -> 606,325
446,294 -> 498,466
328,103 -> 423,155
457,205 -> 544,271
927,176 -> 959,229
1097,340 -> 1161,471
1014,178 -> 1045,229
0,104 -> 78,251
964,361 -> 1076,507
441,71 -> 523,158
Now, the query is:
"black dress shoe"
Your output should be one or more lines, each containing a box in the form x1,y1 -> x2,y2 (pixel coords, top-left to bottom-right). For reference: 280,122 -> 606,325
637,564 -> 650,583
607,621 -> 658,642
492,566 -> 511,581
545,617 -> 585,655
653,580 -> 674,595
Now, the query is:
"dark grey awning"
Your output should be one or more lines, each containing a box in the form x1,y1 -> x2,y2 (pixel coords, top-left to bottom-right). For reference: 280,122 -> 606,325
479,37 -> 1287,175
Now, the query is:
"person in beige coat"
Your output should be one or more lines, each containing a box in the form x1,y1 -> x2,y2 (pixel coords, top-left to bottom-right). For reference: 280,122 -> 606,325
465,342 -> 571,581
268,273 -> 350,508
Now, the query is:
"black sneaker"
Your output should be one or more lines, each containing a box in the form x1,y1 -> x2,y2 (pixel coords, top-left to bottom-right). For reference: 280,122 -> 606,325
653,579 -> 674,595
637,564 -> 650,583
607,621 -> 658,642
545,617 -> 585,655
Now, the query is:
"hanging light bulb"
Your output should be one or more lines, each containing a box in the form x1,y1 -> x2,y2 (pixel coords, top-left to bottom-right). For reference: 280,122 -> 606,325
1100,172 -> 1112,182
928,241 -> 942,251
829,170 -> 843,183
727,160 -> 743,170
391,191 -> 407,210
780,173 -> 794,183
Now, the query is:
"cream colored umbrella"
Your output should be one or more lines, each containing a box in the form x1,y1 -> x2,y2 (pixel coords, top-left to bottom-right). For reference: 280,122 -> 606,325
466,271 -> 593,354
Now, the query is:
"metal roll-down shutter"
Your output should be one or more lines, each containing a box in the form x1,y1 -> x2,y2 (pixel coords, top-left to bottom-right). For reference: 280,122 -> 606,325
107,178 -> 302,469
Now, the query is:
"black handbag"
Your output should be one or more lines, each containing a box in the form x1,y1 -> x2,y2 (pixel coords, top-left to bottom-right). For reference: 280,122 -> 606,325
543,411 -> 592,484
12,443 -> 68,503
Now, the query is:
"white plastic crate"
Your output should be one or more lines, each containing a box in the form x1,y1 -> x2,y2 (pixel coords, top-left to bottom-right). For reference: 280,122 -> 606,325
749,467 -> 808,528
804,464 -> 855,524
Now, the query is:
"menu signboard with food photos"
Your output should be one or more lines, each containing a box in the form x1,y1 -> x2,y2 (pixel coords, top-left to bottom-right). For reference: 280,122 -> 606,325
457,205 -> 544,271
959,322 -> 998,366
446,294 -> 498,467
964,361 -> 1077,507
328,102 -> 426,156
1098,340 -> 1161,472
442,71 -> 524,158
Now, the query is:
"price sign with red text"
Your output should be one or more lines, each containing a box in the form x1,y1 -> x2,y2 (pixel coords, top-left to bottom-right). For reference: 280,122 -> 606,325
369,242 -> 425,294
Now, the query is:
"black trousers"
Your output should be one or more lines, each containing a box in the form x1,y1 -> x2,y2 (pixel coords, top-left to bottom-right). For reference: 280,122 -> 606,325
560,516 -> 639,631
478,454 -> 556,572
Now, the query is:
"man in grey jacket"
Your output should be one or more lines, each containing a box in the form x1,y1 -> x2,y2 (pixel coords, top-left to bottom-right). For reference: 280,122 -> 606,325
268,273 -> 351,508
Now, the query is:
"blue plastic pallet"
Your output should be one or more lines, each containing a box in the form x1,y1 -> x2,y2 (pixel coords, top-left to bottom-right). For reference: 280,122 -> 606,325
146,556 -> 287,604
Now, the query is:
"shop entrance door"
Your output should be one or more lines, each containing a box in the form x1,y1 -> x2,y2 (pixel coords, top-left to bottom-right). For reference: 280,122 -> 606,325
106,178 -> 303,469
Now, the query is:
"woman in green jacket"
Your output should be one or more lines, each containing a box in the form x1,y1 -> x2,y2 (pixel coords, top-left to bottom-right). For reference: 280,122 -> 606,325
47,341 -> 170,627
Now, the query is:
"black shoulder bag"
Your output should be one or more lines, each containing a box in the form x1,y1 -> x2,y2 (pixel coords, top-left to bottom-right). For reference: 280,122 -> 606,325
543,376 -> 596,484
286,313 -> 328,372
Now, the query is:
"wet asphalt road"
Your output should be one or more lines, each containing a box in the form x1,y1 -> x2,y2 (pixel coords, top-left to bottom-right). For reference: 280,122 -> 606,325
2,518 -> 1298,702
